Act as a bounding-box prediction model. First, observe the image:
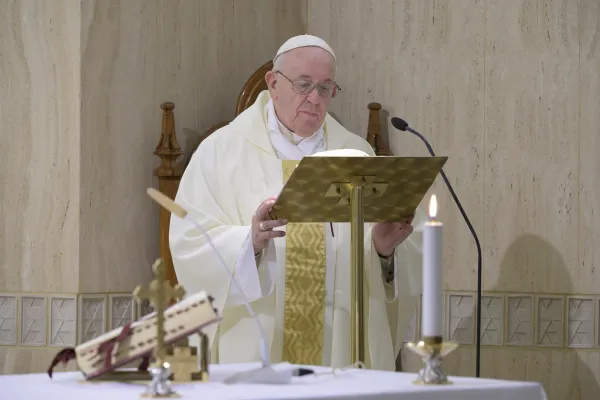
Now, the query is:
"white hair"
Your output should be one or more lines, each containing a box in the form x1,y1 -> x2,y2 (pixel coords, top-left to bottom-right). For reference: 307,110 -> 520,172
273,52 -> 287,71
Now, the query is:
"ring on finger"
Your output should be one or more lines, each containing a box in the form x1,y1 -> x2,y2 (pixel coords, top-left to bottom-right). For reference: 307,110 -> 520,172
259,222 -> 267,231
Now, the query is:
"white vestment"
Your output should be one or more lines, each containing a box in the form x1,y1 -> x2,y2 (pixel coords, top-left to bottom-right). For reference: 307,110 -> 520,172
169,90 -> 425,371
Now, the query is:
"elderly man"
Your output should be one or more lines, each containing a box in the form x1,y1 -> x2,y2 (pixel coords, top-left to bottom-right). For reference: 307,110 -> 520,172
170,35 -> 425,371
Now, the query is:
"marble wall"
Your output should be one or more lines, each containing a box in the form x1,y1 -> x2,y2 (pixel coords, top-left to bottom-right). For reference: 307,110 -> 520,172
0,0 -> 306,374
2,0 -> 598,396
0,0 -> 82,373
307,0 -> 600,399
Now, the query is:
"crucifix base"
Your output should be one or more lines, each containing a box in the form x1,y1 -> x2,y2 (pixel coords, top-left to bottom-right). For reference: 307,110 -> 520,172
86,369 -> 207,383
85,336 -> 209,384
141,364 -> 179,398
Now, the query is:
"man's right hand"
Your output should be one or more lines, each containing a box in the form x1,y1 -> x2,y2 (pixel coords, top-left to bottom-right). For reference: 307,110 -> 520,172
252,196 -> 287,254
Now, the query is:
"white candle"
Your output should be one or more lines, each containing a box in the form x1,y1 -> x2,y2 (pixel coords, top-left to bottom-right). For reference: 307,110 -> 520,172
422,194 -> 443,338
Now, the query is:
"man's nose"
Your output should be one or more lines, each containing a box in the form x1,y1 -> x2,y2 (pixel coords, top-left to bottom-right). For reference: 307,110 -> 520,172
306,87 -> 322,103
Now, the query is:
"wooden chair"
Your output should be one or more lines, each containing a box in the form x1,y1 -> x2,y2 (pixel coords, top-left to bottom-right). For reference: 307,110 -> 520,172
153,60 -> 389,285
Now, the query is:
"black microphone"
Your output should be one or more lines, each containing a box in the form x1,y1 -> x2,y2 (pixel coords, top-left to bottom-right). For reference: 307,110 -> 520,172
391,117 -> 483,378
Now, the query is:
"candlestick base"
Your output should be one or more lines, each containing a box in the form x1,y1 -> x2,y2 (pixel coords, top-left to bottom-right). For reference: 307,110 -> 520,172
405,336 -> 459,385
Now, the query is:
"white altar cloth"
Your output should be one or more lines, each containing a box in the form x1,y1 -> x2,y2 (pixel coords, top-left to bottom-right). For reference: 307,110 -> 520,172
1,363 -> 547,400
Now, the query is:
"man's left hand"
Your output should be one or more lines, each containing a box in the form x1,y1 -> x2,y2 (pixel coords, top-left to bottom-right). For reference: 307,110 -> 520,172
372,216 -> 414,257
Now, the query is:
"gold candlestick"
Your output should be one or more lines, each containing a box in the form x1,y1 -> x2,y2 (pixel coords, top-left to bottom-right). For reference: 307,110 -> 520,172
405,336 -> 459,385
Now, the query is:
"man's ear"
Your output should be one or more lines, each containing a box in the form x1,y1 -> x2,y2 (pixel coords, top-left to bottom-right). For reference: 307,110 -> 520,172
265,71 -> 277,90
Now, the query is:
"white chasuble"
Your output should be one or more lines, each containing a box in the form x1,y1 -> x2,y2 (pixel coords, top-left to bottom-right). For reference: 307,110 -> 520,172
169,90 -> 426,371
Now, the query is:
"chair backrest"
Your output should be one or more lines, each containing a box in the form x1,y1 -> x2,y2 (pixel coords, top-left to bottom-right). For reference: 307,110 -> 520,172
235,60 -> 273,115
183,60 -> 273,168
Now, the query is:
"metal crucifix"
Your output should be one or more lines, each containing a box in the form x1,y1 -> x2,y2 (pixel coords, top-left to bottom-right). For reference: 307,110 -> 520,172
133,258 -> 186,368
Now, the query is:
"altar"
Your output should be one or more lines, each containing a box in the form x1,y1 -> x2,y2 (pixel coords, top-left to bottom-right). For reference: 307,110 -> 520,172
1,363 -> 547,400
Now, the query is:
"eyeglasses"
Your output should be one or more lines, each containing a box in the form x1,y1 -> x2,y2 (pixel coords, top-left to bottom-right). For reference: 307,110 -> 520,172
275,71 -> 341,98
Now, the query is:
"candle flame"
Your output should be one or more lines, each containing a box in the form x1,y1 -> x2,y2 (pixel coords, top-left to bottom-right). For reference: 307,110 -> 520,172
429,195 -> 437,219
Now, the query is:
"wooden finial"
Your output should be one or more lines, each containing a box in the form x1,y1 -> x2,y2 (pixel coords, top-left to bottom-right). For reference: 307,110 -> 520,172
152,103 -> 185,287
161,102 -> 175,111
366,102 -> 388,156
154,102 -> 183,178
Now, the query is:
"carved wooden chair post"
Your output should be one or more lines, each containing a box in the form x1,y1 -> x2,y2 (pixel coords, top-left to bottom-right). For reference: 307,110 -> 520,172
153,102 -> 183,286
366,102 -> 389,156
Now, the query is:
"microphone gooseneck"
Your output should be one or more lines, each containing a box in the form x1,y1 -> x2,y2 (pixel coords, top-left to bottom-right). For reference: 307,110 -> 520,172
146,187 -> 320,384
185,213 -> 316,384
184,215 -> 271,368
145,187 -> 271,369
391,117 -> 483,378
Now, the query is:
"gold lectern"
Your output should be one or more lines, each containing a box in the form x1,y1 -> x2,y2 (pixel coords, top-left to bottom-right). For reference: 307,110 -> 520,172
268,155 -> 448,366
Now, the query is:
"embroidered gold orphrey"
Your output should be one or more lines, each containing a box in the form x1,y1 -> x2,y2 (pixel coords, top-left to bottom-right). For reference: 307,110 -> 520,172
281,159 -> 326,365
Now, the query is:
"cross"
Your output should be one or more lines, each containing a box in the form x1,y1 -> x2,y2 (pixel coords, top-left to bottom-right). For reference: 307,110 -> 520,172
133,258 -> 186,367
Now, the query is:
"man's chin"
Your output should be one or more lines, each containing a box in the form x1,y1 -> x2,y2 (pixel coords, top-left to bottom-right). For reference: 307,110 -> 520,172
295,123 -> 322,137
295,116 -> 323,134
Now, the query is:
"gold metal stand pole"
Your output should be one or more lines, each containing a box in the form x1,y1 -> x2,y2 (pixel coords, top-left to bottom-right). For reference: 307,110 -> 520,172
199,333 -> 209,382
350,185 -> 365,365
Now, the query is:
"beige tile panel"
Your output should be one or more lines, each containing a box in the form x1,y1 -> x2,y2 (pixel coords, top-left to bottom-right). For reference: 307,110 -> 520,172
109,294 -> 135,331
506,294 -> 534,347
566,296 -> 596,349
481,294 -> 504,346
447,292 -> 475,345
78,294 -> 106,343
20,296 -> 46,347
49,296 -> 77,347
0,296 -> 17,346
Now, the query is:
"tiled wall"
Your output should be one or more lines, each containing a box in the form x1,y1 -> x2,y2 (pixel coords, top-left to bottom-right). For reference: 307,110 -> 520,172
401,291 -> 600,398
0,293 -> 154,349
7,290 -> 594,352
404,292 -> 599,350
